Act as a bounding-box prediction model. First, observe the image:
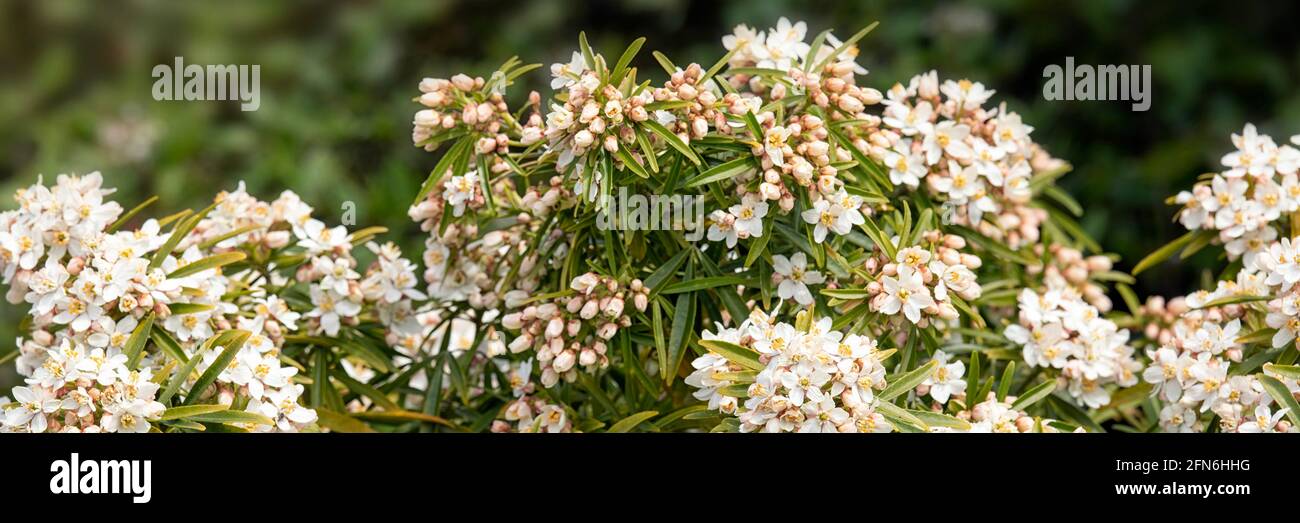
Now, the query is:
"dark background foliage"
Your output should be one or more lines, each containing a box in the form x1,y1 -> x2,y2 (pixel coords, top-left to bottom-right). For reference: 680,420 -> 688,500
1,0 -> 1298,388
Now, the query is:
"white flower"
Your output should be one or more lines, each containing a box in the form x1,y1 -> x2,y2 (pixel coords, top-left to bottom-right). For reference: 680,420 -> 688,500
763,126 -> 791,167
883,146 -> 927,187
729,194 -> 768,239
307,286 -> 362,336
442,171 -> 480,217
102,399 -> 156,433
4,386 -> 60,433
1238,405 -> 1288,433
297,219 -> 350,254
878,265 -> 935,324
922,352 -> 967,404
801,199 -> 854,243
706,210 -> 738,248
772,252 -> 824,305
923,120 -> 972,164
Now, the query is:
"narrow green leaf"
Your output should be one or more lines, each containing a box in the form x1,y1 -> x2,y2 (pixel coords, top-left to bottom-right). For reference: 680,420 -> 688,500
107,195 -> 159,233
641,119 -> 700,166
609,37 -> 646,86
879,360 -> 939,401
1264,363 -> 1300,379
682,156 -> 754,188
607,410 -> 659,433
316,409 -> 377,433
123,312 -> 155,369
660,275 -> 749,294
1010,380 -> 1055,411
697,339 -> 764,371
158,403 -> 228,421
1259,374 -> 1300,426
182,330 -> 252,405
664,290 -> 694,385
190,410 -> 275,426
1132,230 -> 1207,276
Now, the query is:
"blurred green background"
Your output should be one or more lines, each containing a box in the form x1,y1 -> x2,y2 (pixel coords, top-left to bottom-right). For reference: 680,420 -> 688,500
2,0 -> 1298,388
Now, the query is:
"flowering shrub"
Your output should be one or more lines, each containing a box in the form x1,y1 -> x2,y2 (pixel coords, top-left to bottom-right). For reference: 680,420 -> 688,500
2,18 -> 1295,433
1127,124 -> 1300,433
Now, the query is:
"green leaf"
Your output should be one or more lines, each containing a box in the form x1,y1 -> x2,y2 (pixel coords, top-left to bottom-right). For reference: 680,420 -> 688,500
1237,328 -> 1278,346
659,275 -> 749,294
664,289 -> 695,386
315,409 -> 377,433
578,31 -> 597,71
1046,394 -> 1104,433
644,248 -> 691,298
1010,380 -> 1056,411
189,410 -> 275,426
874,401 -> 928,431
651,50 -> 677,76
607,410 -> 659,433
744,216 -> 774,269
107,195 -> 159,233
148,201 -> 217,270
682,156 -> 755,188
641,119 -> 700,166
196,225 -> 261,250
150,325 -> 189,364
331,369 -> 400,411
819,288 -> 873,300
182,330 -> 252,405
879,360 -> 938,401
123,312 -> 155,369
159,345 -> 208,404
157,403 -> 228,421
609,37 -> 645,86
1132,230 -> 1210,276
1264,363 -> 1300,379
910,409 -> 971,431
352,409 -> 457,428
167,303 -> 215,316
1259,374 -> 1300,426
1192,294 -> 1272,310
697,339 -> 764,371
1042,185 -> 1083,217
997,361 -> 1016,402
414,137 -> 471,203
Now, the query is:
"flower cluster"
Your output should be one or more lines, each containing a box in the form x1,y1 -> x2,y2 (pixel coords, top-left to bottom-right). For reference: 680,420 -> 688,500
0,173 -> 445,432
1175,124 -> 1300,261
4,338 -> 164,433
1137,301 -> 1293,433
1004,282 -> 1141,408
861,232 -> 983,326
500,273 -> 646,387
413,74 -> 515,153
869,72 -> 1061,248
687,310 -> 895,433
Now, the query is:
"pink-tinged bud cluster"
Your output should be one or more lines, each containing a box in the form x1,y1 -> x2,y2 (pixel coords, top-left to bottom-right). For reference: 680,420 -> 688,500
949,392 -> 1071,433
754,113 -> 844,201
413,74 -> 513,153
1027,244 -> 1117,312
499,273 -> 641,387
545,53 -> 653,199
650,63 -> 725,143
853,232 -> 983,327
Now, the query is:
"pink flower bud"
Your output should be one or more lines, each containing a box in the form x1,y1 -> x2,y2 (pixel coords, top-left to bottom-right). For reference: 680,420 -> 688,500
552,350 -> 577,372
